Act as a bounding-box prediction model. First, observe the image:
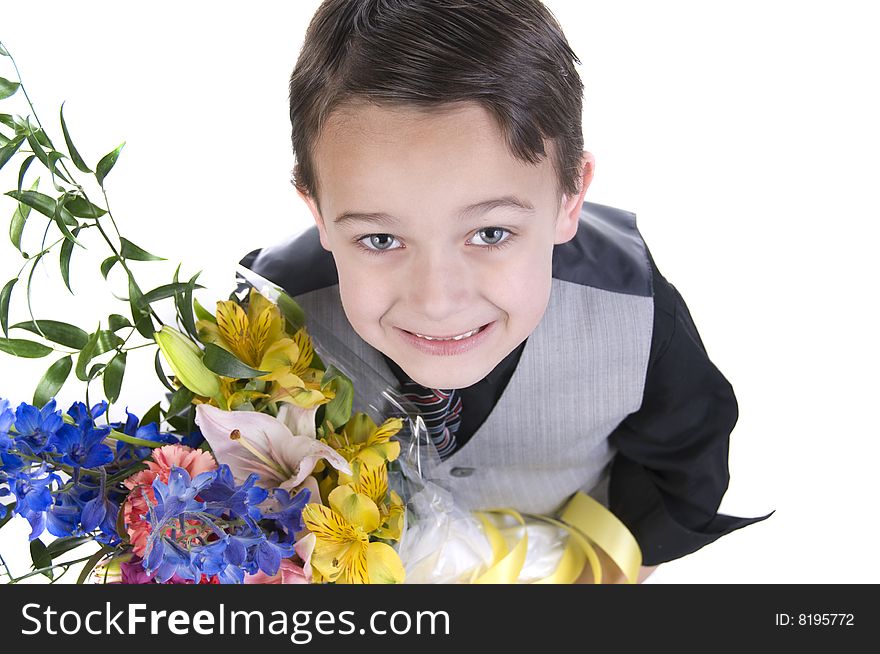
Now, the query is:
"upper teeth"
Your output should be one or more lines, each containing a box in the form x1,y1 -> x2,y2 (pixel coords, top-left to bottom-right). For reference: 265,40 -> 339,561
414,327 -> 481,341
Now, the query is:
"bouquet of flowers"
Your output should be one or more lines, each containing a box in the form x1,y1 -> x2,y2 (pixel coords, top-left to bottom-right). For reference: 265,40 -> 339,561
0,41 -> 641,585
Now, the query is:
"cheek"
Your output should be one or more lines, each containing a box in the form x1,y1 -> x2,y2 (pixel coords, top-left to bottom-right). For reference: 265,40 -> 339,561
335,259 -> 393,326
492,246 -> 554,322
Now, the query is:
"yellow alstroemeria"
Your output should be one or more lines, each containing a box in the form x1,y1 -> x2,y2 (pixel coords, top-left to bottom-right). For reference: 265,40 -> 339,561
302,485 -> 405,584
197,288 -> 284,368
325,413 -> 403,486
352,460 -> 405,542
197,290 -> 334,409
258,327 -> 313,383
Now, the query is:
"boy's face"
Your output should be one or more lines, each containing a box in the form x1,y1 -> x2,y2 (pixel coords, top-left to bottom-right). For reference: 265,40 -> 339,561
300,102 -> 593,389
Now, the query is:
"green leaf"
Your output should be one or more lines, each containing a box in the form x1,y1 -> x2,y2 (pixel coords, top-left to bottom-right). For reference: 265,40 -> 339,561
141,401 -> 162,429
64,196 -> 106,218
153,348 -> 176,392
202,343 -> 269,378
74,329 -> 121,381
166,385 -> 195,418
128,276 -> 154,338
0,114 -> 15,129
30,539 -> 53,580
139,281 -> 205,307
321,365 -> 354,429
193,297 -> 216,323
0,76 -> 19,100
60,226 -> 82,293
25,131 -> 71,185
53,204 -> 85,247
45,535 -> 94,560
32,126 -> 52,150
10,319 -> 89,349
75,329 -> 99,381
59,101 -> 92,173
1,277 -> 15,337
108,314 -> 131,332
5,189 -> 56,220
276,290 -> 306,332
95,141 -> 125,186
0,43 -> 9,57
17,154 -> 35,192
9,177 -> 39,250
33,355 -> 72,407
95,330 -> 123,355
0,134 -> 24,171
119,237 -> 165,261
100,255 -> 119,279
176,272 -> 201,340
0,337 -> 53,358
87,362 -> 106,381
103,351 -> 126,403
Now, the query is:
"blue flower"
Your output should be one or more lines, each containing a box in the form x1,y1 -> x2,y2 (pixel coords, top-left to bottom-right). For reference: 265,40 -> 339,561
199,465 -> 267,529
140,466 -> 218,581
150,466 -> 215,524
180,429 -> 205,450
67,400 -> 107,425
262,487 -> 310,535
112,409 -> 176,465
46,486 -> 84,538
13,399 -> 64,456
0,398 -> 15,452
50,421 -> 113,471
192,528 -> 264,584
10,464 -> 60,540
145,535 -> 200,583
192,539 -> 246,585
80,472 -> 121,546
254,531 -> 296,577
1,450 -> 26,476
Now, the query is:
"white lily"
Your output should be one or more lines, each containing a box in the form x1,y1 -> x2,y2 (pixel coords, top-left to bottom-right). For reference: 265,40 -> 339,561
194,404 -> 350,493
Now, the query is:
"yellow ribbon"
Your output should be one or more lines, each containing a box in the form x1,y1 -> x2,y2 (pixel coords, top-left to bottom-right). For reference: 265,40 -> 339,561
471,491 -> 642,584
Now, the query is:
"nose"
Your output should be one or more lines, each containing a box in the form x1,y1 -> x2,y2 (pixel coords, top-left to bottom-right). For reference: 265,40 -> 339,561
404,249 -> 473,323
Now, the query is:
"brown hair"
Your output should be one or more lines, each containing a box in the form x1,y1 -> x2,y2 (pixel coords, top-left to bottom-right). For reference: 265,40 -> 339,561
289,0 -> 584,203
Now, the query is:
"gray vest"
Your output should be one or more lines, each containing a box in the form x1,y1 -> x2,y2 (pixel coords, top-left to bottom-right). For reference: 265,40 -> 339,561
241,202 -> 654,516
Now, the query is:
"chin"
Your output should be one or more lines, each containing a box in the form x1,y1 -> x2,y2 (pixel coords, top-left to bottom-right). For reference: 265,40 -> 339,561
401,364 -> 490,391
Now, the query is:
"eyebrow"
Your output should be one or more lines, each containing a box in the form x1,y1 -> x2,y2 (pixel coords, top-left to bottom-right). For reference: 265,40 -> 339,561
332,195 -> 535,227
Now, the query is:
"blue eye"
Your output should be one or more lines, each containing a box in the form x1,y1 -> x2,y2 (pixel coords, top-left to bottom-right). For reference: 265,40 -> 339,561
355,234 -> 402,254
470,227 -> 511,247
353,227 -> 516,256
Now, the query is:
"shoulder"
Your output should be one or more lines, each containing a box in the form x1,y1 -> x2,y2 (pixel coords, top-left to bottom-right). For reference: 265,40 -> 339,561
553,201 -> 653,297
552,201 -> 680,367
239,225 -> 337,297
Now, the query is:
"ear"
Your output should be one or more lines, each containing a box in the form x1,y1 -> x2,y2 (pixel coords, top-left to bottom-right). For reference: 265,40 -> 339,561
296,189 -> 332,252
554,151 -> 595,244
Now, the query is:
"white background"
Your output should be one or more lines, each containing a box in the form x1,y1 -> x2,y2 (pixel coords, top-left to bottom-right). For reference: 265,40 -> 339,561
0,0 -> 877,584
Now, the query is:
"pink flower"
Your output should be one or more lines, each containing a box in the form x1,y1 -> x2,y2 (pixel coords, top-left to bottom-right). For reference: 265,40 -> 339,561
122,444 -> 218,557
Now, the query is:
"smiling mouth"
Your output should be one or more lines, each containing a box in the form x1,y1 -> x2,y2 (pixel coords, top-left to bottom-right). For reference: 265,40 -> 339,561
405,324 -> 490,341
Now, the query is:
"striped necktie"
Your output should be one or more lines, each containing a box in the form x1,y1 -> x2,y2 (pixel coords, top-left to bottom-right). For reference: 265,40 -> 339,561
397,380 -> 462,460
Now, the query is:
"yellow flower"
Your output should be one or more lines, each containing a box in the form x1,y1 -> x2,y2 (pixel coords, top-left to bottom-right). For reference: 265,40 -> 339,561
197,288 -> 284,368
196,289 -> 333,410
325,413 -> 403,486
352,460 -> 405,542
302,485 -> 405,584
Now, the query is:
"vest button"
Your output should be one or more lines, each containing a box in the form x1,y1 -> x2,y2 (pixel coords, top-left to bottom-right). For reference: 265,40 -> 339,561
449,467 -> 475,478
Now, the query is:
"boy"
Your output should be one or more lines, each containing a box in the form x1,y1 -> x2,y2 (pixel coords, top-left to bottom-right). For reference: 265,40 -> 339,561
241,0 -> 772,583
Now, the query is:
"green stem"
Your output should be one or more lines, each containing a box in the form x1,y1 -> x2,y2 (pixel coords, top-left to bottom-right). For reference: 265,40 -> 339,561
106,428 -> 167,448
7,51 -> 166,331
7,553 -> 96,584
0,551 -> 13,580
